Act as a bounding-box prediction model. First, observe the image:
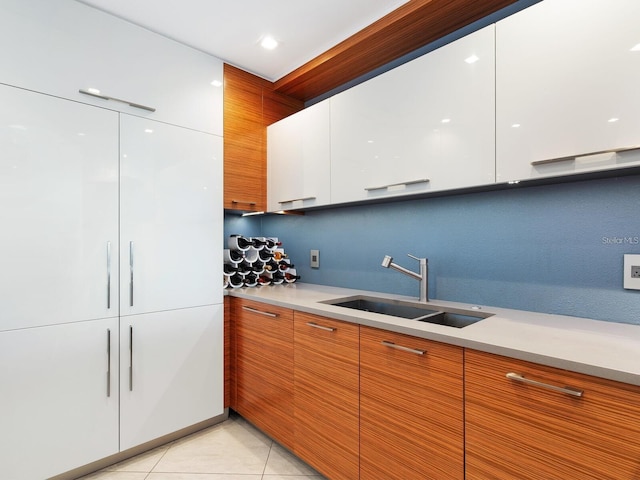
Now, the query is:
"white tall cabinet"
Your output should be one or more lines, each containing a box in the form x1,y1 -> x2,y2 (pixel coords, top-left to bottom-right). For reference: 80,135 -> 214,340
496,0 -> 640,182
0,1 -> 224,479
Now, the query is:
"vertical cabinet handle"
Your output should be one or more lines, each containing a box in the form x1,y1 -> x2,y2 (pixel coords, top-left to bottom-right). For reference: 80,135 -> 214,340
129,241 -> 134,307
129,325 -> 134,391
106,241 -> 111,309
106,328 -> 111,397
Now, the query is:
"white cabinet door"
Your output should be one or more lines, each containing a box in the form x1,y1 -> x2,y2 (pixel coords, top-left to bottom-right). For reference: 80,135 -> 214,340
0,319 -> 119,480
0,84 -> 119,332
496,0 -> 640,182
119,304 -> 224,450
0,0 -> 223,134
267,100 -> 331,211
331,26 -> 495,204
119,115 -> 223,316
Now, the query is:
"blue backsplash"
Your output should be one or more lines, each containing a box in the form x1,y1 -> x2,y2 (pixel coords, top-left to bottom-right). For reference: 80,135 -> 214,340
225,175 -> 640,325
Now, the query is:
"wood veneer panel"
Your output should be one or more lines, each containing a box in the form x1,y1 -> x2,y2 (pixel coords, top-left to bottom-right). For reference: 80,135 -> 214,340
274,0 -> 516,102
293,312 -> 359,480
465,350 -> 640,480
359,326 -> 464,479
233,298 -> 294,449
224,296 -> 232,408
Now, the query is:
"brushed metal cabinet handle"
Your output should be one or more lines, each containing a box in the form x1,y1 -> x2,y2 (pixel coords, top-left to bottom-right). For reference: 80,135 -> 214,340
242,306 -> 279,317
231,200 -> 257,206
531,145 -> 640,166
129,325 -> 134,392
106,328 -> 111,398
365,178 -> 430,191
381,340 -> 425,355
106,241 -> 111,309
78,89 -> 156,112
129,241 -> 134,307
506,372 -> 583,397
278,196 -> 317,204
306,322 -> 336,332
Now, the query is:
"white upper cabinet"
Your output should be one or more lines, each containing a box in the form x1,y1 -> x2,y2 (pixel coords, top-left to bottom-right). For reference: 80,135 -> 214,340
267,100 -> 331,211
496,0 -> 640,182
330,25 -> 496,204
0,0 -> 223,135
119,115 -> 223,316
0,84 -> 119,332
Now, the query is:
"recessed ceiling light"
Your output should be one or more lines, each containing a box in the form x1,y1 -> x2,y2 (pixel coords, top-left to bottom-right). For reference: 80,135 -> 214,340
261,36 -> 278,50
441,118 -> 451,124
608,118 -> 619,123
210,80 -> 222,87
465,54 -> 479,64
144,129 -> 153,133
630,43 -> 640,52
512,123 -> 521,128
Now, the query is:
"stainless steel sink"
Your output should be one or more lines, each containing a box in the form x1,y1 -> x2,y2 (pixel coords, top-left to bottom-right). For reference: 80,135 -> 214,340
321,295 -> 492,328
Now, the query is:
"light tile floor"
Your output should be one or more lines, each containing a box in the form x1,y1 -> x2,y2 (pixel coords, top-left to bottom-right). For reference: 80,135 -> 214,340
78,414 -> 326,480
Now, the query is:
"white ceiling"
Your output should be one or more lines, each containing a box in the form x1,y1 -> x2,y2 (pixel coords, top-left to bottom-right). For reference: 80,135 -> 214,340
76,0 -> 410,82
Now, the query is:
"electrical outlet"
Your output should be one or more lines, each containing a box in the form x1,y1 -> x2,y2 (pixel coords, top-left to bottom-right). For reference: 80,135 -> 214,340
310,249 -> 320,269
623,254 -> 640,290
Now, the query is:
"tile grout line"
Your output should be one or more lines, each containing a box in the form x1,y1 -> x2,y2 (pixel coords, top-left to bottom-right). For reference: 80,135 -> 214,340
261,439 -> 275,479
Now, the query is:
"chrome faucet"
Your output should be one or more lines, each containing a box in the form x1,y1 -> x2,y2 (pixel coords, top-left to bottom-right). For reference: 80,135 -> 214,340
381,254 -> 428,302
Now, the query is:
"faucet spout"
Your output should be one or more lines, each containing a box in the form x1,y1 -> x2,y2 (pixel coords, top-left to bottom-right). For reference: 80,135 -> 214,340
381,254 -> 429,302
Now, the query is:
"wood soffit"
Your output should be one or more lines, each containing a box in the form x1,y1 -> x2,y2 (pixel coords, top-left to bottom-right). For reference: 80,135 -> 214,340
273,0 -> 517,103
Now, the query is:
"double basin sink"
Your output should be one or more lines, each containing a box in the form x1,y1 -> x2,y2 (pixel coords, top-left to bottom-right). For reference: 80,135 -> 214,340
321,295 -> 493,328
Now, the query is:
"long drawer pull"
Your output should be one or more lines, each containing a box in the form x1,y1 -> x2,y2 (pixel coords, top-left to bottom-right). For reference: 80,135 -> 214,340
242,306 -> 279,318
381,340 -> 425,355
365,178 -> 429,191
278,196 -> 316,204
79,89 -> 156,112
506,372 -> 583,397
531,145 -> 640,166
306,322 -> 335,332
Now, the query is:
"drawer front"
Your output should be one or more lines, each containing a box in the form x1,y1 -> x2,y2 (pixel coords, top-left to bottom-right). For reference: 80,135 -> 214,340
465,349 -> 640,480
294,312 -> 359,480
360,326 -> 464,480
234,299 -> 294,449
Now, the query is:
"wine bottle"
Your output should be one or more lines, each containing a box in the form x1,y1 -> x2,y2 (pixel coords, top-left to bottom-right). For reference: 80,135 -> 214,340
236,259 -> 252,275
284,272 -> 301,283
251,260 -> 266,274
273,250 -> 288,260
244,272 -> 258,287
270,270 -> 285,285
264,259 -> 279,271
258,249 -> 274,261
224,249 -> 244,263
251,237 -> 267,249
258,274 -> 272,286
228,273 -> 244,288
278,260 -> 294,271
228,234 -> 252,251
223,263 -> 238,275
264,238 -> 282,250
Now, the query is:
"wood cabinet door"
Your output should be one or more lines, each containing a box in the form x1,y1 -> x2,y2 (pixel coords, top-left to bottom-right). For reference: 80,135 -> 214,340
234,298 -> 295,449
294,312 -> 359,480
359,326 -> 464,479
465,349 -> 640,480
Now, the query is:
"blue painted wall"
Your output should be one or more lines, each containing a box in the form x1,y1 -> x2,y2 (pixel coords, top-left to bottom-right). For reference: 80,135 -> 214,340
225,175 -> 640,325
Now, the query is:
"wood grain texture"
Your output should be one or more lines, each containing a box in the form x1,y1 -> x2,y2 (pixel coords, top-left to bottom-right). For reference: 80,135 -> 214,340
359,326 -> 464,480
274,0 -> 517,102
293,312 -> 359,480
465,349 -> 640,480
224,296 -> 232,408
223,64 -> 303,211
233,298 -> 295,450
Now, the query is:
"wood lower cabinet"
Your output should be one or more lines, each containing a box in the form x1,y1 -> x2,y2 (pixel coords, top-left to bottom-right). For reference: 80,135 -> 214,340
359,326 -> 464,479
234,298 -> 295,449
294,312 -> 359,480
465,350 -> 640,480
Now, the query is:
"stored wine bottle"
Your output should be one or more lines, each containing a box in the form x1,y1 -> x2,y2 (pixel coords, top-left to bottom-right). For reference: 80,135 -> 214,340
251,260 -> 266,274
244,272 -> 258,287
264,259 -> 279,271
223,263 -> 239,275
273,250 -> 288,260
258,274 -> 272,286
228,273 -> 244,288
258,249 -> 274,261
284,272 -> 301,283
224,249 -> 244,263
277,260 -> 294,271
228,234 -> 252,251
236,259 -> 252,275
270,271 -> 285,285
264,238 -> 282,250
251,237 -> 267,249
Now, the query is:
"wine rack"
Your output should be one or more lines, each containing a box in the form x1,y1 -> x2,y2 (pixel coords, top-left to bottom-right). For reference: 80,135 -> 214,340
224,235 -> 300,288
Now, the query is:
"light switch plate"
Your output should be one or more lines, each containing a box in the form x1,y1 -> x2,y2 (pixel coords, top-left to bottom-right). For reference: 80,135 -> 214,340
623,254 -> 640,290
310,249 -> 320,269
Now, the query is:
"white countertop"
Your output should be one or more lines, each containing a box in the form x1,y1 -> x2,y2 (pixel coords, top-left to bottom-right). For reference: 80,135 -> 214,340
227,282 -> 640,386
